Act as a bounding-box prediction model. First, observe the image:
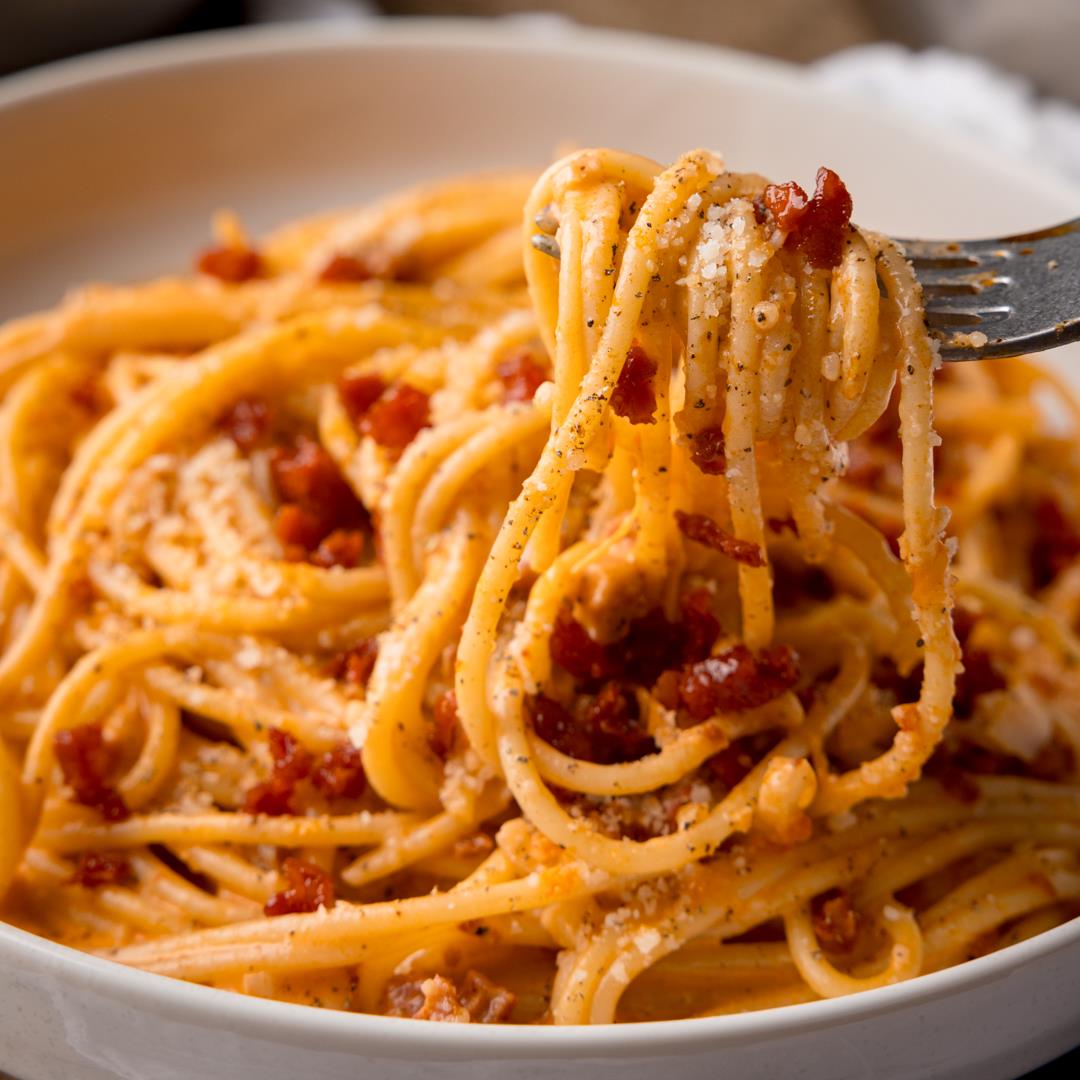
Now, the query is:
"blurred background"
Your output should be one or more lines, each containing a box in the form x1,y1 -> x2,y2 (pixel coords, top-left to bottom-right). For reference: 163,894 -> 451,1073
5,0 -> 1080,187
2,0 -> 1078,100
1,0 -> 1078,95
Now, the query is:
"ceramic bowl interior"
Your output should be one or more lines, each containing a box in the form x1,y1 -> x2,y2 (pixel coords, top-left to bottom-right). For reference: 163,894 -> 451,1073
0,20 -> 1078,1080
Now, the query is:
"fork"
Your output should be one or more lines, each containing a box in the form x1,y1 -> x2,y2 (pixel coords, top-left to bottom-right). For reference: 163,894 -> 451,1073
530,215 -> 1080,362
903,217 -> 1080,361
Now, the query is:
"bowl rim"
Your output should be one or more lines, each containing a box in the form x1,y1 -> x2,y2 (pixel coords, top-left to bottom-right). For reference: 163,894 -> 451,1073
1,16 -> 1078,207
4,914 -> 1080,1053
1,15 -> 1078,1055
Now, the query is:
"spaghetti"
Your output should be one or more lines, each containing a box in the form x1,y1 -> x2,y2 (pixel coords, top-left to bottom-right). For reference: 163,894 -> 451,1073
0,149 -> 1077,1024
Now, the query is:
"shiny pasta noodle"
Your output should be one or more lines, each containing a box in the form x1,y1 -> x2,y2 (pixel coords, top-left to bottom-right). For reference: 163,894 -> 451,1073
0,149 -> 1078,1025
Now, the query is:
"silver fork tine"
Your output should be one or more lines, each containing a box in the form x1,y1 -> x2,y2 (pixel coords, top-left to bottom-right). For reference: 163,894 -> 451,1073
900,217 -> 1080,361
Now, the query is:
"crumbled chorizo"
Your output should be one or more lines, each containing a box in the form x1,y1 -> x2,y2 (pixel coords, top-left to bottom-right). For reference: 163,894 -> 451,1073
311,740 -> 367,800
387,975 -> 470,1023
609,343 -> 658,424
675,510 -> 765,567
310,528 -> 366,570
689,425 -> 726,475
756,168 -> 853,270
273,504 -> 328,558
53,724 -> 129,822
326,638 -> 379,687
679,589 -> 721,664
197,245 -> 263,283
457,970 -> 516,1023
242,779 -> 295,817
386,971 -> 515,1023
707,739 -> 756,788
810,888 -> 861,952
551,595 -> 721,695
270,436 -> 359,517
528,694 -> 592,761
680,645 -> 799,720
264,857 -> 336,916
270,435 -> 369,560
528,685 -> 654,765
319,253 -> 374,283
496,348 -> 548,403
360,384 -> 431,451
243,728 -> 311,816
338,373 -> 388,425
585,682 -> 655,763
268,728 -> 312,784
550,611 -> 617,683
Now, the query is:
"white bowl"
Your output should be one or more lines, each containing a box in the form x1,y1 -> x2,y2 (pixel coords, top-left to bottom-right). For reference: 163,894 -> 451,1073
0,20 -> 1078,1080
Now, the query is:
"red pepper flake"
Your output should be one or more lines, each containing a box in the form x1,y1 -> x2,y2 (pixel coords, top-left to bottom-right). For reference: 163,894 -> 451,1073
312,740 -> 367,800
757,168 -> 853,270
496,348 -> 548,403
810,888 -> 861,952
360,383 -> 431,451
609,343 -> 658,424
338,373 -> 388,426
310,528 -> 366,570
550,612 -> 617,683
264,857 -> 336,917
68,852 -> 133,888
326,638 -> 379,687
675,510 -> 765,567
429,690 -> 459,760
53,724 -> 130,822
197,245 -> 263,283
218,396 -> 273,453
690,425 -> 726,475
680,645 -> 799,720
319,253 -> 374,283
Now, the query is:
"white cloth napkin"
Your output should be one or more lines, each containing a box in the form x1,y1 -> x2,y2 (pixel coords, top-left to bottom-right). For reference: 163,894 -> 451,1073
814,44 -> 1080,187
